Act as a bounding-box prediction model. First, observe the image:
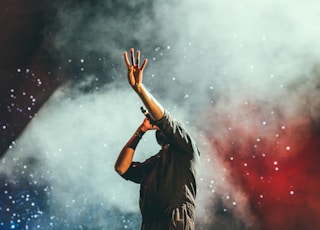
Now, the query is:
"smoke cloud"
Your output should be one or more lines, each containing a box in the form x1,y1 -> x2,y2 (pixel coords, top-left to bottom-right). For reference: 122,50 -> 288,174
1,0 -> 320,229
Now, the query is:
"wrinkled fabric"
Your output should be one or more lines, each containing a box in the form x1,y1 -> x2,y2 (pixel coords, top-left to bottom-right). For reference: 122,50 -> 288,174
122,111 -> 200,230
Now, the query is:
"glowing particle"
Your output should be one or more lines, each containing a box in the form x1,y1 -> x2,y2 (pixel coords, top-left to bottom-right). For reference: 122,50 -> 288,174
167,46 -> 171,50
274,161 -> 278,165
275,167 -> 279,171
232,201 -> 237,206
286,146 -> 291,151
281,125 -> 286,130
290,190 -> 294,195
230,156 -> 234,161
256,138 -> 261,142
244,163 -> 248,167
262,121 -> 267,126
80,59 -> 84,63
260,194 -> 264,198
270,74 -> 274,78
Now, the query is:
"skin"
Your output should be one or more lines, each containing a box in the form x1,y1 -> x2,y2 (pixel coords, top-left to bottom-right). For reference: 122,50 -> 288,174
114,48 -> 165,175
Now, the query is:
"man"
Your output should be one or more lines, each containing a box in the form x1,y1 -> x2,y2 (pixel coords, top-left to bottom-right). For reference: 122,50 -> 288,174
114,48 -> 200,230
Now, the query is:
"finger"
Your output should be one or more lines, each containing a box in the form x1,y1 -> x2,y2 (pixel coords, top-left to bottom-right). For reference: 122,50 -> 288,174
175,208 -> 180,220
130,48 -> 134,66
140,59 -> 148,71
123,52 -> 130,68
136,50 -> 140,66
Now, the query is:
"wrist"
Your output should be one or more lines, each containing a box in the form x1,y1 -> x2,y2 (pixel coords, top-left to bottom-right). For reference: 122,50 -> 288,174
138,123 -> 149,132
134,84 -> 145,94
134,129 -> 145,139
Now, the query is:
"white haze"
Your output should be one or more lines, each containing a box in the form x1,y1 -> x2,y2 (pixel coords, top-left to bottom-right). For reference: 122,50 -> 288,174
2,0 -> 320,229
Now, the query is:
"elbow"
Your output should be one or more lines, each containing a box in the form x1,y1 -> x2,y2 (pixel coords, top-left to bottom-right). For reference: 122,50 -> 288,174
114,164 -> 126,175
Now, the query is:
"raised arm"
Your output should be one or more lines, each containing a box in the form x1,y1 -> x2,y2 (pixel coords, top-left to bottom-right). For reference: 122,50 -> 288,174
115,48 -> 162,175
123,48 -> 164,121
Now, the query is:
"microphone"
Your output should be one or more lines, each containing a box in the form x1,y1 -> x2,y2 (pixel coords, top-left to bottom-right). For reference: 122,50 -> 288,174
140,106 -> 157,125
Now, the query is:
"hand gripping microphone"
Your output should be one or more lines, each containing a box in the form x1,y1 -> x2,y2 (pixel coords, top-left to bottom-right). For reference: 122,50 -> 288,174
140,106 -> 157,126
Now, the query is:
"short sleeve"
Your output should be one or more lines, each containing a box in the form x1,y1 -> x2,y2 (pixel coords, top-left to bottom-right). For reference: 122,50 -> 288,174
120,162 -> 145,184
157,110 -> 199,156
120,153 -> 160,184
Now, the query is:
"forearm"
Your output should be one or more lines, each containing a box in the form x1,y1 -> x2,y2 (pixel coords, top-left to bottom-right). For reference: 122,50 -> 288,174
114,128 -> 145,175
135,84 -> 164,121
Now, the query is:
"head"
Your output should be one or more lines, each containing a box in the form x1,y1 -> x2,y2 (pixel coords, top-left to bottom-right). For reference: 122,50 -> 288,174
155,130 -> 171,147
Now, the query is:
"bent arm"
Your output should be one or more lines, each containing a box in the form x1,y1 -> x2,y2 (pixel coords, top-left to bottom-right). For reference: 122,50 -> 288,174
114,126 -> 145,175
115,118 -> 155,175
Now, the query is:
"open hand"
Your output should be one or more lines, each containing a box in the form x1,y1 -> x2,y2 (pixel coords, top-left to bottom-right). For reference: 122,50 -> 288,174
124,48 -> 148,92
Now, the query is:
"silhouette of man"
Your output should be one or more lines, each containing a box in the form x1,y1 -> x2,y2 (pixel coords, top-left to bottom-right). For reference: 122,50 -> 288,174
115,48 -> 200,230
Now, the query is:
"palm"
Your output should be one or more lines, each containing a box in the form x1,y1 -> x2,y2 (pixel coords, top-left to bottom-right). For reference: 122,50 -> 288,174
124,48 -> 148,90
128,65 -> 142,87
